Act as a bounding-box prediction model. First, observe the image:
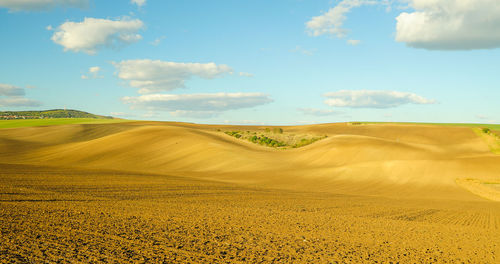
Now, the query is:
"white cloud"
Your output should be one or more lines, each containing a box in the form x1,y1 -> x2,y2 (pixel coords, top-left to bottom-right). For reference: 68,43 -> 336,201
323,90 -> 435,108
396,0 -> 500,50
131,0 -> 145,7
89,66 -> 100,73
51,17 -> 144,55
0,0 -> 88,11
0,83 -> 25,96
0,83 -> 41,108
122,93 -> 272,118
113,59 -> 233,94
298,108 -> 343,116
239,72 -> 254,77
81,66 -> 103,79
347,39 -> 360,45
306,0 -> 379,38
0,97 -> 42,107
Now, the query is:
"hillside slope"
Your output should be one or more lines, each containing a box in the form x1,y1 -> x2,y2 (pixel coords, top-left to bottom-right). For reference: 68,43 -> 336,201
0,121 -> 498,201
0,109 -> 113,119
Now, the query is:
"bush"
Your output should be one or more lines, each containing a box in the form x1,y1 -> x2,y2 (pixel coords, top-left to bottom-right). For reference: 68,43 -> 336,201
482,128 -> 491,134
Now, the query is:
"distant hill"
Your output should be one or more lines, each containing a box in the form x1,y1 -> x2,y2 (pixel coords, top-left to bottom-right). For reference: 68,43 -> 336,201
0,109 -> 114,120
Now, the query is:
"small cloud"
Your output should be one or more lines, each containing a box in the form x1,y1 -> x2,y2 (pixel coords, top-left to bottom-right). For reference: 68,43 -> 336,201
347,39 -> 360,45
131,0 -> 146,7
46,25 -> 53,31
81,66 -> 103,79
239,72 -> 254,77
51,17 -> 144,55
323,90 -> 436,109
306,0 -> 383,38
0,84 -> 25,96
150,36 -> 166,46
290,45 -> 315,56
89,66 -> 100,73
298,108 -> 343,116
0,83 -> 41,108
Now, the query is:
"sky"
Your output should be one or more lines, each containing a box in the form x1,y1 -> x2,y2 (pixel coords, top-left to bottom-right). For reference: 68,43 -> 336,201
0,0 -> 499,125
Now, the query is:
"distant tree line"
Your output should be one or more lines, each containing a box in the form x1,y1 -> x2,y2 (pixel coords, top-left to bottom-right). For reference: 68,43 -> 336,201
0,109 -> 113,120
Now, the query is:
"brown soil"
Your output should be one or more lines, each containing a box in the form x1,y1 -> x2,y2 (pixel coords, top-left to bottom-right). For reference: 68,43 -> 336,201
1,121 -> 499,263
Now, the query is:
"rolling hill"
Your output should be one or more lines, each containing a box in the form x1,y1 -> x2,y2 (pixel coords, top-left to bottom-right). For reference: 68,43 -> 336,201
1,121 -> 499,262
0,109 -> 113,120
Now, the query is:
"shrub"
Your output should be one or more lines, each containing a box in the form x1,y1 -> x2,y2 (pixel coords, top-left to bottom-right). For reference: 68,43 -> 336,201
482,128 -> 491,134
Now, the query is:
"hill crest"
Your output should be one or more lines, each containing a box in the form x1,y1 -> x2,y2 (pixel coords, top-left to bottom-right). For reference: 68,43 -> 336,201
0,109 -> 113,120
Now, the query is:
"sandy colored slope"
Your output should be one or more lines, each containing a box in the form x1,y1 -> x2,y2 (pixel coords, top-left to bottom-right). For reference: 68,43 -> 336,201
2,122 -> 500,263
0,122 -> 499,201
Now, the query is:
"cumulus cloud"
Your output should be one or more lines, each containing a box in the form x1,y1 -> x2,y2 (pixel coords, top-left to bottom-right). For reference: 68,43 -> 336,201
122,93 -> 272,117
131,0 -> 145,7
51,17 -> 144,54
306,0 -> 379,38
0,0 -> 88,11
298,108 -> 343,116
395,0 -> 500,50
113,59 -> 233,94
81,66 -> 103,79
0,83 -> 41,108
323,90 -> 435,108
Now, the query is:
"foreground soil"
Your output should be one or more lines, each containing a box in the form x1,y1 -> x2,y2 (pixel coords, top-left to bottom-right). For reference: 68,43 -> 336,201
1,121 -> 500,263
1,164 -> 499,263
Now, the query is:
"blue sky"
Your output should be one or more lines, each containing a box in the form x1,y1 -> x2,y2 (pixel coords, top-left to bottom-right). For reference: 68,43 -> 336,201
0,0 -> 499,124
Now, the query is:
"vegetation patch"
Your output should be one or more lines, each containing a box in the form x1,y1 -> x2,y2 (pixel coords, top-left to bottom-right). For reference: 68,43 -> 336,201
222,128 -> 327,149
456,178 -> 500,202
473,127 -> 500,154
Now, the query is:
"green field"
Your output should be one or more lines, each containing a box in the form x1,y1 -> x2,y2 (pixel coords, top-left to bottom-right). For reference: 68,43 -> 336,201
0,118 -> 132,129
360,122 -> 500,131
